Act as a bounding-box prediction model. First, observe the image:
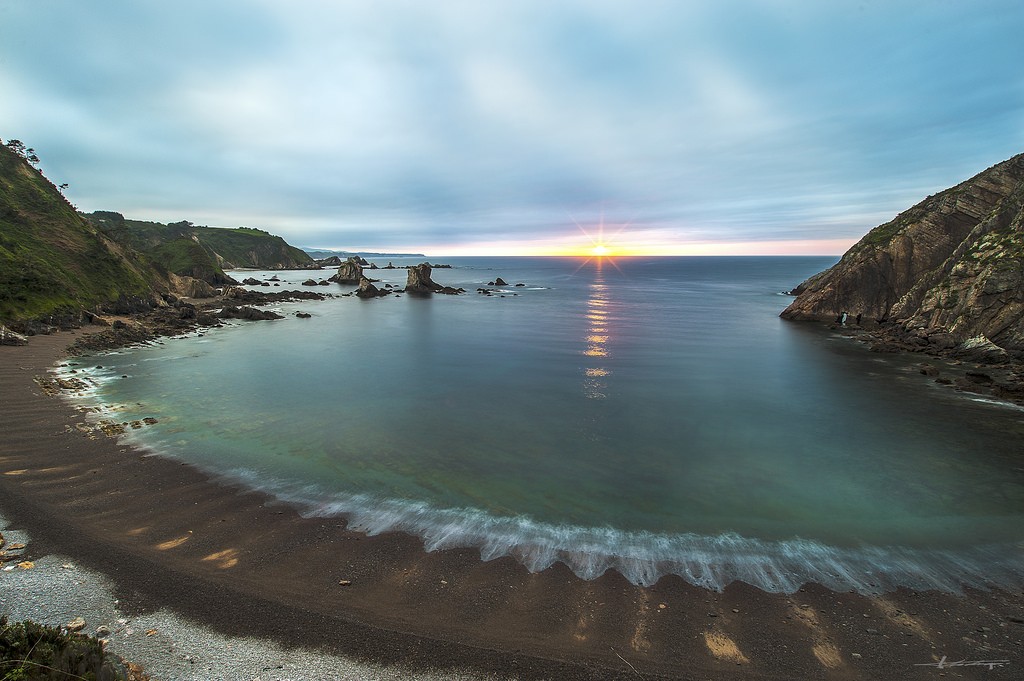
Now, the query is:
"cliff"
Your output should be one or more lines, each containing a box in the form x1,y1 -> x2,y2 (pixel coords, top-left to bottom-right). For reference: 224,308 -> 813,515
86,213 -> 315,282
0,144 -> 165,324
781,153 -> 1024,357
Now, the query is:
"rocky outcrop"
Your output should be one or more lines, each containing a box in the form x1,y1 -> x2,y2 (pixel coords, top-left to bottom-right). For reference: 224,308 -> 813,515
328,257 -> 363,284
168,273 -> 217,299
404,263 -> 464,295
0,325 -> 28,345
217,305 -> 284,321
782,153 -> 1024,358
355,276 -> 389,298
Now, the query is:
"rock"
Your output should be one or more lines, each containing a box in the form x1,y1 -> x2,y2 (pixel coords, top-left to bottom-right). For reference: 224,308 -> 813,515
328,257 -> 363,284
318,280 -> 330,286
301,279 -> 318,286
0,325 -> 29,346
95,625 -> 111,637
405,262 -> 450,294
515,283 -> 525,287
241,277 -> 262,285
384,261 -> 396,269
955,335 -> 1010,362
919,364 -> 940,376
66,617 -> 86,632
338,579 -> 352,586
216,305 -> 285,321
964,370 -> 994,384
781,153 -> 1024,356
355,276 -> 389,298
493,277 -> 508,286
295,312 -> 312,318
170,274 -> 217,299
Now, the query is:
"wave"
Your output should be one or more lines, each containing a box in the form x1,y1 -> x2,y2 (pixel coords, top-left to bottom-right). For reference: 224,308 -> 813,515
211,468 -> 1024,595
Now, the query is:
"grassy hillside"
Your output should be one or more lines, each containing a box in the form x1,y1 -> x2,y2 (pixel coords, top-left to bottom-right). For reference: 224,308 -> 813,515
0,144 -> 160,323
196,226 -> 313,269
86,213 -> 314,277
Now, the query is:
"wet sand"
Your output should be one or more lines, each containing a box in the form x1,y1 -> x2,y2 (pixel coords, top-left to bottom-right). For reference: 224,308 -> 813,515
2,331 -> 1023,680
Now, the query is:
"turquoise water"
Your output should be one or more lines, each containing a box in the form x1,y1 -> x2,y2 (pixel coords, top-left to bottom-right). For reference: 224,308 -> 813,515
65,257 -> 1024,592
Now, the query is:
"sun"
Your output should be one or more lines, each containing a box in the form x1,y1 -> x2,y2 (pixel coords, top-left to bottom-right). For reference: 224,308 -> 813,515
591,244 -> 611,257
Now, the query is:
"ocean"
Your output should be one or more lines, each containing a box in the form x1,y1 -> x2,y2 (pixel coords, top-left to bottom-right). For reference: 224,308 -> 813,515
61,256 -> 1024,593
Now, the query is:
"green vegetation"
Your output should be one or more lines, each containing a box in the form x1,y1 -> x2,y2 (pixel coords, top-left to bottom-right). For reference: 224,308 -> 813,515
0,617 -> 131,681
0,143 -> 158,322
84,214 -> 314,280
0,137 -> 317,325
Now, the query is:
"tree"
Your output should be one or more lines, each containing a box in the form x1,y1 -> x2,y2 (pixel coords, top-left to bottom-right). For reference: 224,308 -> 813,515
4,139 -> 26,156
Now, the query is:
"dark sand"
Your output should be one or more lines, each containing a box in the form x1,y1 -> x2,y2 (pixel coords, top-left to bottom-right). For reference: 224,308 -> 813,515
2,331 -> 1023,680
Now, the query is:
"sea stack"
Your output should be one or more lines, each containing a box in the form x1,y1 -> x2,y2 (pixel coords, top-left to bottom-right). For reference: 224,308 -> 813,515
355,276 -> 388,298
404,262 -> 463,295
781,153 -> 1024,358
328,256 -> 363,284
404,262 -> 443,294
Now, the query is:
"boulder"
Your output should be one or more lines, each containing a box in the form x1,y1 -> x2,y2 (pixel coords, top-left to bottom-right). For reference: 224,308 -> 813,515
955,335 -> 1010,362
242,277 -> 262,285
302,279 -> 318,286
494,277 -> 508,286
0,325 -> 29,346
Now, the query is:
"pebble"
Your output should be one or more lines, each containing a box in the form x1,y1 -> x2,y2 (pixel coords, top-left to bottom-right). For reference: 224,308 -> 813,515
67,617 -> 86,632
338,580 -> 352,586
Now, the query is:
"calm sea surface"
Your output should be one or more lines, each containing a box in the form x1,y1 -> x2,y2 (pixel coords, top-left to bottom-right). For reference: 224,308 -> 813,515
64,257 -> 1024,592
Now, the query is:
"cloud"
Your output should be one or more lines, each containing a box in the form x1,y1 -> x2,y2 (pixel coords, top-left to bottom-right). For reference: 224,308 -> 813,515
2,0 -> 1023,254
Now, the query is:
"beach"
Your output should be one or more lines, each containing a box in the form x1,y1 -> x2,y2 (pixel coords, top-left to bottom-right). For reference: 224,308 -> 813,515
2,330 -> 1023,680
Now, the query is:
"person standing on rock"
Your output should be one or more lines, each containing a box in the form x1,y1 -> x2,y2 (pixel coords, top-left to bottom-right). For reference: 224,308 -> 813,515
840,311 -> 848,325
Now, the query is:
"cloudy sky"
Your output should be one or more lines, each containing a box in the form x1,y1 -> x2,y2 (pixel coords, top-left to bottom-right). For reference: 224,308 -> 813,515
2,1 -> 1022,255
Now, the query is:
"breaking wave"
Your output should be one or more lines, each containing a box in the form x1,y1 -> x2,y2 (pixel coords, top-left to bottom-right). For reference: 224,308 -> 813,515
218,469 -> 1024,595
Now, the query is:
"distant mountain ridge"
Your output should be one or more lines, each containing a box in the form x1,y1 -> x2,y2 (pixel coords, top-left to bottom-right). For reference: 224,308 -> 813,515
782,153 -> 1024,357
302,248 -> 426,259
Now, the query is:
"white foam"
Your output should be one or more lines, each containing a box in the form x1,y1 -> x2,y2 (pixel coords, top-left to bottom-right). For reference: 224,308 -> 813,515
215,469 -> 1024,595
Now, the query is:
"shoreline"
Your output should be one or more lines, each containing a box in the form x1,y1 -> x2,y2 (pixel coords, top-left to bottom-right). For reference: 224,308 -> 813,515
2,331 -> 1024,679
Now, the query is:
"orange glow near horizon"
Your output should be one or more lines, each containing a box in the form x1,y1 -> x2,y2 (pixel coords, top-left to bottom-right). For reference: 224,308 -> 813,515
419,236 -> 855,258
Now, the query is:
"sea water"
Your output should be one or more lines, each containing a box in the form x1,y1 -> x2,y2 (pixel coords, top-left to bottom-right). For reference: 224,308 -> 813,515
65,257 -> 1024,593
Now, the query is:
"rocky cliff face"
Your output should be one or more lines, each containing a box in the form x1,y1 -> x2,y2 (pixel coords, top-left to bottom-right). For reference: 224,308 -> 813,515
781,153 -> 1024,357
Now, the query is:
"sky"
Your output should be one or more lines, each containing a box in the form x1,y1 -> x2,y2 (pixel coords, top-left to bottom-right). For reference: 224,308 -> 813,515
1,1 -> 1022,256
